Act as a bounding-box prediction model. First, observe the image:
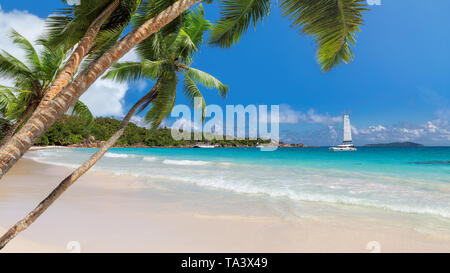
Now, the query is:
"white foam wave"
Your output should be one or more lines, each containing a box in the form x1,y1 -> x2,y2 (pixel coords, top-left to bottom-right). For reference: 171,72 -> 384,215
24,149 -> 450,220
104,153 -> 129,158
25,156 -> 80,169
137,174 -> 450,219
162,159 -> 210,166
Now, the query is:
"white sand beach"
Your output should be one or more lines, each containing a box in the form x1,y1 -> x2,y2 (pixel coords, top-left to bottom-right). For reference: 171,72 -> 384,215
1,157 -> 450,253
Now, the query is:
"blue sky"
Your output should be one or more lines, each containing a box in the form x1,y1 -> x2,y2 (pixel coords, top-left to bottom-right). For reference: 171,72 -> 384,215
0,1 -> 449,145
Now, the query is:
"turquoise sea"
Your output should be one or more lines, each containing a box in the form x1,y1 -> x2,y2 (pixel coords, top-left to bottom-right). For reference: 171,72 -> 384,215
27,147 -> 450,221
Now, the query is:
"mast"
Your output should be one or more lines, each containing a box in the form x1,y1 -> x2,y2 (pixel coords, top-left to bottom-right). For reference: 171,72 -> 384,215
343,115 -> 352,143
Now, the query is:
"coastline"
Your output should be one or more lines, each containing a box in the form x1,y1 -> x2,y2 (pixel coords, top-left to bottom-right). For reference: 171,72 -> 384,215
31,143 -> 311,149
1,156 -> 450,252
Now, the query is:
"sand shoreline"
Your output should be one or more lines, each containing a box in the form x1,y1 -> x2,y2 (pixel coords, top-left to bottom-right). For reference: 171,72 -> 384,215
1,157 -> 449,253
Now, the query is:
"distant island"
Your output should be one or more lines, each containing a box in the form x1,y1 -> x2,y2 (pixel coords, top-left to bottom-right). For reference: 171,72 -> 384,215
363,142 -> 424,147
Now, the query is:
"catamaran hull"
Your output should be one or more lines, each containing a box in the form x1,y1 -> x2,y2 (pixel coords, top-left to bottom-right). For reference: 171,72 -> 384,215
193,145 -> 215,148
329,147 -> 357,151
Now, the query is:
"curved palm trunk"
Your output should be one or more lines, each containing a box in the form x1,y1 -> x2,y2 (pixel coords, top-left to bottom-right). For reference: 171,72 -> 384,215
0,100 -> 39,146
37,0 -> 120,110
0,86 -> 157,250
0,0 -> 201,179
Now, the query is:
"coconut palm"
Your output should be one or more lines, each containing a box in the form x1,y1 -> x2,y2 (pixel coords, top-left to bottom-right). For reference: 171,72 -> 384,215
0,0 -> 369,181
0,31 -> 93,145
37,0 -> 141,108
105,5 -> 227,127
0,5 -> 227,249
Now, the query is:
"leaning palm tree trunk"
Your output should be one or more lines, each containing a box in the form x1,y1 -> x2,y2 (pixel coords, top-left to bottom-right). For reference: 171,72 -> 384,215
0,85 -> 157,250
36,0 -> 120,111
0,100 -> 39,146
0,0 -> 200,179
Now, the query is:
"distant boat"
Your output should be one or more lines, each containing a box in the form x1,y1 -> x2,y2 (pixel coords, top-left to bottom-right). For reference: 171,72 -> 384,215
329,115 -> 357,151
193,143 -> 215,148
256,139 -> 278,149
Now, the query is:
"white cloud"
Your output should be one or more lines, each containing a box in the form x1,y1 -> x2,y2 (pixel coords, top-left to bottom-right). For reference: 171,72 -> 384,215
80,49 -> 140,117
350,115 -> 450,145
0,7 -> 141,118
67,0 -> 80,5
120,49 -> 139,63
79,79 -> 128,117
281,110 -> 450,146
278,104 -> 342,125
130,116 -> 150,128
0,6 -> 46,87
170,118 -> 202,132
302,109 -> 342,125
278,104 -> 302,124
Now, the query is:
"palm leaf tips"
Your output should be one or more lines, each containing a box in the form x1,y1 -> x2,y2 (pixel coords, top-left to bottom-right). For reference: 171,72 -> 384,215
209,0 -> 271,48
281,0 -> 368,72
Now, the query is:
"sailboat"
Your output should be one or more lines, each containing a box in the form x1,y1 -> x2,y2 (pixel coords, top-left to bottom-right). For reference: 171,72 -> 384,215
193,143 -> 215,148
329,115 -> 357,151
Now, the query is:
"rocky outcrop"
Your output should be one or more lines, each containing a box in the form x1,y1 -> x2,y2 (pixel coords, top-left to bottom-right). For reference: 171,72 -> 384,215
68,136 -> 106,148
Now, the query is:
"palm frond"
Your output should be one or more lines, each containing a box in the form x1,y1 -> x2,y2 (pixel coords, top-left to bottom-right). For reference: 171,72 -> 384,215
70,100 -> 95,126
0,51 -> 33,82
0,87 -> 16,115
184,67 -> 228,98
281,0 -> 368,72
0,116 -> 11,140
183,4 -> 211,46
0,87 -> 33,121
47,0 -> 141,54
144,71 -> 178,128
141,59 -> 166,79
209,0 -> 271,48
183,74 -> 206,120
6,91 -> 32,121
102,61 -> 143,82
172,4 -> 211,61
9,29 -> 41,72
77,1 -> 143,71
39,44 -> 69,85
133,0 -> 185,61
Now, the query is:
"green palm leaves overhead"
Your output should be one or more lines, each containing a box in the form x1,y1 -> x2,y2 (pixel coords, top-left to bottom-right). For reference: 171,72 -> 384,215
281,0 -> 367,72
209,0 -> 271,48
210,0 -> 368,72
0,31 -> 93,128
104,5 -> 228,128
48,0 -> 142,59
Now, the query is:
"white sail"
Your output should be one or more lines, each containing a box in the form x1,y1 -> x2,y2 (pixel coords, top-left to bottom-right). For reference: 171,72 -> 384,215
343,115 -> 352,143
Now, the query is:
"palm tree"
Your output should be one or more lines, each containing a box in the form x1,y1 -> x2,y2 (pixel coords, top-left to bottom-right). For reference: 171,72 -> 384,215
105,5 -> 227,127
0,0 -> 368,180
0,5 -> 227,249
0,31 -> 93,145
37,0 -> 139,109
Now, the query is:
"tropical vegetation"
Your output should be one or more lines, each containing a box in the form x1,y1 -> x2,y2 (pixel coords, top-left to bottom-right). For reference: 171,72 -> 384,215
32,115 -> 269,147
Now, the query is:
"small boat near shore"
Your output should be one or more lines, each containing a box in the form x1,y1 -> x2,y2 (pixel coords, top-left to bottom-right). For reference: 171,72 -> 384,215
329,114 -> 357,152
193,143 -> 215,148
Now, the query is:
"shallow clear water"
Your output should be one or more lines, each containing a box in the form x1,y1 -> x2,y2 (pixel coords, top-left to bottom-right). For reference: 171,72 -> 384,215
27,147 -> 450,220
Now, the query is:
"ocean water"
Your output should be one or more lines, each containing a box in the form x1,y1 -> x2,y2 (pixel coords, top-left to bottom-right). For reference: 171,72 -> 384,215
26,147 -> 450,222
